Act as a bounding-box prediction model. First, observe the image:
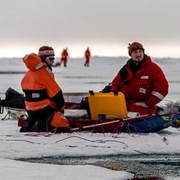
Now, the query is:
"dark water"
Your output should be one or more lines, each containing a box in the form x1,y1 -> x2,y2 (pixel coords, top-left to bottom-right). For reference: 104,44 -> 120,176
18,153 -> 180,179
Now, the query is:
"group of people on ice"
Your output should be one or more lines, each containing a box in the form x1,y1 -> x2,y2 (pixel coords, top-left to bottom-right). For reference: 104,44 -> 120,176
20,42 -> 169,133
53,47 -> 91,67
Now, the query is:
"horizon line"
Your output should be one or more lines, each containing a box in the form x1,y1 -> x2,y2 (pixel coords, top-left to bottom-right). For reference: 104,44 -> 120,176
0,55 -> 180,59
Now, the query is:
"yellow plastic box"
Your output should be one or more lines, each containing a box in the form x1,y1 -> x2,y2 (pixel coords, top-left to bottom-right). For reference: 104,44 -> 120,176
88,91 -> 127,120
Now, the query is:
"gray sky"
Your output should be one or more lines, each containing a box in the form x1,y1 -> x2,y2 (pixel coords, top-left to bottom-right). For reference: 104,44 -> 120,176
0,0 -> 180,57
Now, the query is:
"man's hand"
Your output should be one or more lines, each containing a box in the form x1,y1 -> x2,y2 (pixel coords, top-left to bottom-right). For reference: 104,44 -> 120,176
134,102 -> 148,108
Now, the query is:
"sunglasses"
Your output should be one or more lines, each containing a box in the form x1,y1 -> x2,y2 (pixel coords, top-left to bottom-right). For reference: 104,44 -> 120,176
131,45 -> 143,51
47,56 -> 55,61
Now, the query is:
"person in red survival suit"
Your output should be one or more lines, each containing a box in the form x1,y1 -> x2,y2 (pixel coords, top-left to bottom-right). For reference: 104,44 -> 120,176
60,48 -> 69,67
111,42 -> 169,115
20,46 -> 70,133
84,47 -> 91,67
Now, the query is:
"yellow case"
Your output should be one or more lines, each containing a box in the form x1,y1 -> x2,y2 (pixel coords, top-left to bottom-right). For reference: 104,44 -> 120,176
88,92 -> 127,120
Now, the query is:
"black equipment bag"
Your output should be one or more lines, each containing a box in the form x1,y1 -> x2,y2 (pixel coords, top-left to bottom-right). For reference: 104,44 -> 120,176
0,87 -> 25,109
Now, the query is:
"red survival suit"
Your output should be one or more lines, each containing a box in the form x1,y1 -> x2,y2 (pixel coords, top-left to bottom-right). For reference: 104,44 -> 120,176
111,56 -> 169,115
84,48 -> 91,66
60,49 -> 69,67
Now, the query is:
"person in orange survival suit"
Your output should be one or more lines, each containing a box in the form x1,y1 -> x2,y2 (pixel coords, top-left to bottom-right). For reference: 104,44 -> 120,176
60,48 -> 69,67
84,47 -> 91,67
111,42 -> 169,115
20,46 -> 70,133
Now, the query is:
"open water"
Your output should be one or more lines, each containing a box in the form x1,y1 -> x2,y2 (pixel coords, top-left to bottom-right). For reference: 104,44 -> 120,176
18,153 -> 180,179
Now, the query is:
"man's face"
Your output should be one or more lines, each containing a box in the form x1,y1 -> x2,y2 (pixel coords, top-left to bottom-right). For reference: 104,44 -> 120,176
45,56 -> 55,66
131,49 -> 144,62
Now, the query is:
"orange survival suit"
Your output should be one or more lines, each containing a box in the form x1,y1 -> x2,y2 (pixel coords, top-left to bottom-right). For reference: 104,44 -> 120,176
20,53 -> 69,132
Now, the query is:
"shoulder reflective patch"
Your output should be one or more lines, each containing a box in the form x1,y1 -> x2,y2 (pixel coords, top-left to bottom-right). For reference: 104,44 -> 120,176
23,54 -> 29,60
151,91 -> 164,100
141,76 -> 149,79
35,62 -> 44,70
46,67 -> 53,74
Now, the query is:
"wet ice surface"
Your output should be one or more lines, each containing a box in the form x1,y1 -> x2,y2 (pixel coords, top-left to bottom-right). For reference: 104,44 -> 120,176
1,57 -> 180,179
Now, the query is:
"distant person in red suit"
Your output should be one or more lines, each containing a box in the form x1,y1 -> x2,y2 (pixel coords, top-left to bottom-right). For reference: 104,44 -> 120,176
84,47 -> 91,67
60,48 -> 69,67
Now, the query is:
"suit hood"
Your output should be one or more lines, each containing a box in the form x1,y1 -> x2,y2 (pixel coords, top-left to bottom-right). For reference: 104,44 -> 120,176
23,53 -> 44,71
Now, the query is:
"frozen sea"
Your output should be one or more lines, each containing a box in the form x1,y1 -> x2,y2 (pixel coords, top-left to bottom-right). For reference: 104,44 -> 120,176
0,56 -> 180,180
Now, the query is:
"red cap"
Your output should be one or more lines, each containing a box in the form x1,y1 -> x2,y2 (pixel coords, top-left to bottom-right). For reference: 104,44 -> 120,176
128,42 -> 144,56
